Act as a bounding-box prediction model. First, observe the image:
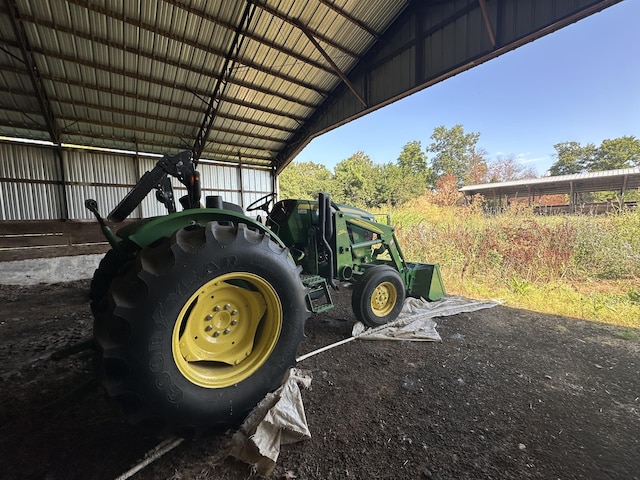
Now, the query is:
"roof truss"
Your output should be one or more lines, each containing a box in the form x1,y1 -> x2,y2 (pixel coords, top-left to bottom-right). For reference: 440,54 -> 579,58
0,0 -> 623,169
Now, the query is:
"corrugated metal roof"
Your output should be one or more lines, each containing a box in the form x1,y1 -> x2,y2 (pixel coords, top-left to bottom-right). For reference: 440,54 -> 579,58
0,0 -> 398,165
0,0 -> 623,171
460,167 -> 640,198
0,0 -> 402,167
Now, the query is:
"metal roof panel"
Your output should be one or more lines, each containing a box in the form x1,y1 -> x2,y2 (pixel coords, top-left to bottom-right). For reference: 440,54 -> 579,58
1,0 -> 622,169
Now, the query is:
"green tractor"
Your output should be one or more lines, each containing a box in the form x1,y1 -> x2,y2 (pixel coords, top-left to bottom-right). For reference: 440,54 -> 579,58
87,151 -> 444,436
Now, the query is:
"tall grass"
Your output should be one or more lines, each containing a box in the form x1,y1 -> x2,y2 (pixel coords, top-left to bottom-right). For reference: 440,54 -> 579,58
385,197 -> 640,328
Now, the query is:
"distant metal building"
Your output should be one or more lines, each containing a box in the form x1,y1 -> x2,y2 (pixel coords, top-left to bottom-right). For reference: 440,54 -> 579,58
460,167 -> 640,213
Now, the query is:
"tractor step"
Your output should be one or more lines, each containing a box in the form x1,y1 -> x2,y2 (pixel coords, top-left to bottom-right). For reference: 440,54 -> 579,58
301,275 -> 334,313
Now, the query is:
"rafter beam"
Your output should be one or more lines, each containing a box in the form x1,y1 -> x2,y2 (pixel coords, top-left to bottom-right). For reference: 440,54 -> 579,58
316,0 -> 379,39
2,0 -> 59,144
56,114 -> 283,152
165,0 -> 337,76
478,0 -> 497,48
20,13 -> 323,109
21,47 -> 310,123
59,131 -> 275,165
55,105 -> 287,145
64,0 -> 329,97
0,73 -> 298,134
251,0 -> 360,60
193,1 -> 257,162
296,20 -> 367,108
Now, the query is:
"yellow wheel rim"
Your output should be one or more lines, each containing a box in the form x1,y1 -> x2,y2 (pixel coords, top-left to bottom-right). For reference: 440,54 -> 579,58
370,281 -> 397,317
172,272 -> 282,388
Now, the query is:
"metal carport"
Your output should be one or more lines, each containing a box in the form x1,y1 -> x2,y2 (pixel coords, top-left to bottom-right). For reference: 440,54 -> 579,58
0,0 -> 624,222
460,166 -> 640,213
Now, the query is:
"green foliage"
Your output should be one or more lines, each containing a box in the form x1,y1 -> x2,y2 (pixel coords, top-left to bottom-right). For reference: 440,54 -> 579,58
391,200 -> 640,326
280,128 -> 638,227
374,162 -> 426,207
548,141 -> 594,175
549,136 -> 640,175
397,140 -> 429,178
279,143 -> 431,209
427,125 -> 484,187
594,136 -> 640,171
332,151 -> 378,207
571,211 -> 640,279
278,161 -> 333,200
627,288 -> 640,304
510,277 -> 532,296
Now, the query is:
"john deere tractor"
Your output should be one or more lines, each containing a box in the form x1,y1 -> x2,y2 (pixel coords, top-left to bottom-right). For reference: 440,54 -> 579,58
87,151 -> 444,436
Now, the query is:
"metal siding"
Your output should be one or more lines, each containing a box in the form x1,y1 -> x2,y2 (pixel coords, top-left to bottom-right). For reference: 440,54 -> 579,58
0,143 -> 63,220
240,167 -> 272,210
63,150 -> 137,220
242,167 -> 271,192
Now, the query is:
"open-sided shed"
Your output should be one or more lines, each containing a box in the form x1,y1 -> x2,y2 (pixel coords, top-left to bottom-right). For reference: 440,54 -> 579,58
0,0 -> 623,222
460,167 -> 640,213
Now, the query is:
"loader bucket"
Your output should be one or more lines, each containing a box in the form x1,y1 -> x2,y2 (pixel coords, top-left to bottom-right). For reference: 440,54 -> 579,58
405,262 -> 446,301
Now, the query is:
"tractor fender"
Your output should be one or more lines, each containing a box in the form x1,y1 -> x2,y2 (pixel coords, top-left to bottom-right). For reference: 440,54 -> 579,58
115,208 -> 287,250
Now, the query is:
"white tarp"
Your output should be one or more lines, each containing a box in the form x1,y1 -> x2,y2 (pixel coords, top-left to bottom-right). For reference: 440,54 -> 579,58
352,295 -> 500,341
228,368 -> 312,476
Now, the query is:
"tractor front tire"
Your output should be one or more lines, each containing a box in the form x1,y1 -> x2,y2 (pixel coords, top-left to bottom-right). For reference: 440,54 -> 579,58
93,222 -> 308,437
351,266 -> 405,328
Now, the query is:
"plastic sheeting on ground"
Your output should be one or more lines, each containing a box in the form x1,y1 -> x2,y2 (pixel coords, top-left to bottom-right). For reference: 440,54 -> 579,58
228,368 -> 312,476
352,295 -> 500,341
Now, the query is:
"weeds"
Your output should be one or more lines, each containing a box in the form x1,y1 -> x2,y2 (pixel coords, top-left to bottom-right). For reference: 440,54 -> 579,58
388,197 -> 640,327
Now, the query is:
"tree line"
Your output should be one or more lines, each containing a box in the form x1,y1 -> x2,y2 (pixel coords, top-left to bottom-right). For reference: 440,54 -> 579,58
279,125 -> 640,209
549,137 -> 640,175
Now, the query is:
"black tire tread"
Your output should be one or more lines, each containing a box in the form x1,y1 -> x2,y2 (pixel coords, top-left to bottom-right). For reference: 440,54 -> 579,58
93,222 -> 308,437
351,265 -> 406,328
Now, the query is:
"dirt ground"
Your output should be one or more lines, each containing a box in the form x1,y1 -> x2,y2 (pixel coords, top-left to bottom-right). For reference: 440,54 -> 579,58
0,279 -> 638,480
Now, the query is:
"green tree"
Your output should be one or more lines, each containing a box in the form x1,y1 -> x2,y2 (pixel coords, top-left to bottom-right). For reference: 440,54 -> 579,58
395,141 -> 431,201
548,141 -> 595,175
589,136 -> 640,171
427,125 -> 485,187
372,162 -> 424,207
548,137 -> 640,176
332,151 -> 377,207
398,141 -> 431,178
278,161 -> 333,199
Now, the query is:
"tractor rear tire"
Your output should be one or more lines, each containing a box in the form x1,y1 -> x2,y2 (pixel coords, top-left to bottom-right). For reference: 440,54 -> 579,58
92,222 -> 308,437
351,266 -> 405,328
89,244 -> 136,315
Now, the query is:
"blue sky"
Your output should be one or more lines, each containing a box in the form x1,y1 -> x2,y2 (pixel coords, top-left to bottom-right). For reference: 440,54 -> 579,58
295,0 -> 640,176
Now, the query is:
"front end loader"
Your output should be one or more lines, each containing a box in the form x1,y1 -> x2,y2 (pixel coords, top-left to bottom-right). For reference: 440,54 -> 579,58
87,151 -> 444,436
